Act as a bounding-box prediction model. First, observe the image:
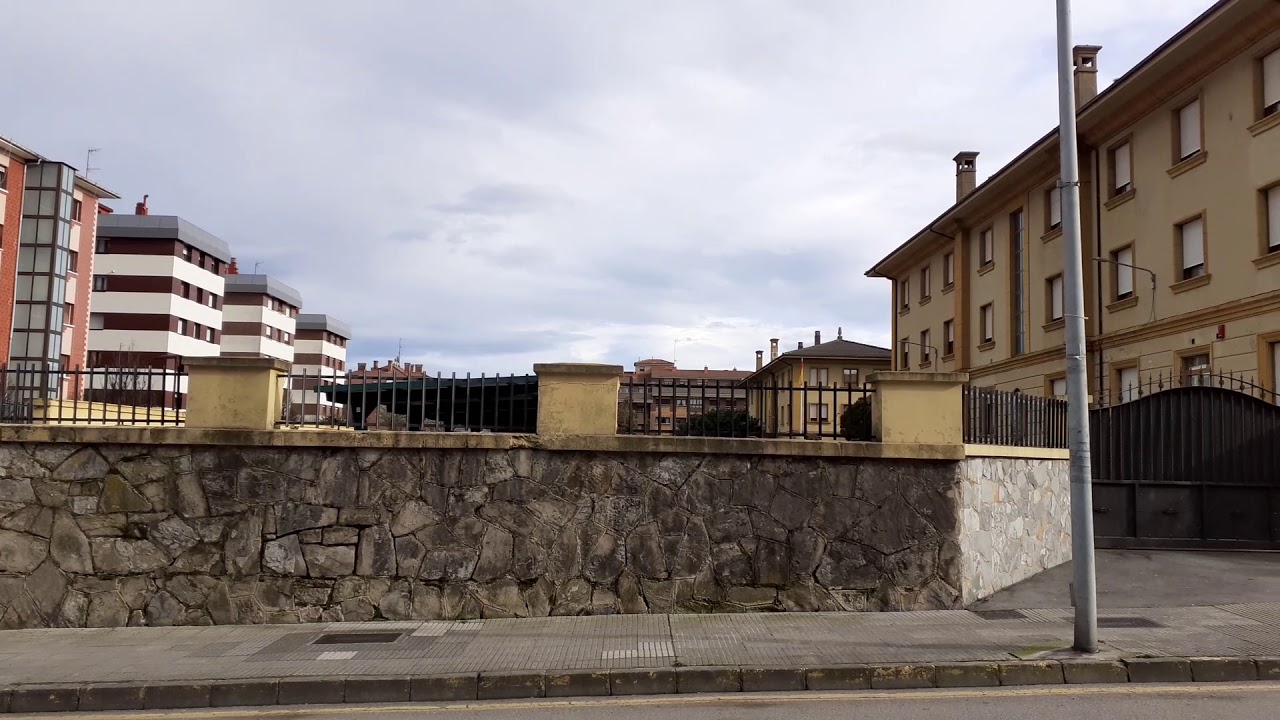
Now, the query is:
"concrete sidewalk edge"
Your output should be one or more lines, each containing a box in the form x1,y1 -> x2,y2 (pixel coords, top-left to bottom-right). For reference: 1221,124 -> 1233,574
2,657 -> 1279,713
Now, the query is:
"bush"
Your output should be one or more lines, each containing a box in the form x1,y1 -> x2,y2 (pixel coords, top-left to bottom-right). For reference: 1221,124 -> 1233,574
840,397 -> 874,440
677,409 -> 762,438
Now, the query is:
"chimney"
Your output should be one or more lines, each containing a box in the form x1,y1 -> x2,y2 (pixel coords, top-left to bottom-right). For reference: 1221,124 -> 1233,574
837,326 -> 844,340
769,338 -> 779,361
357,362 -> 367,372
797,342 -> 804,350
1074,45 -> 1101,108
814,330 -> 821,346
954,152 -> 979,201
372,361 -> 380,370
226,257 -> 239,275
755,350 -> 764,371
134,194 -> 149,215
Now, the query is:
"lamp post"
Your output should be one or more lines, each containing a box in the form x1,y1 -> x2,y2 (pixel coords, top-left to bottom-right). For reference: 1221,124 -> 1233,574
1056,0 -> 1099,653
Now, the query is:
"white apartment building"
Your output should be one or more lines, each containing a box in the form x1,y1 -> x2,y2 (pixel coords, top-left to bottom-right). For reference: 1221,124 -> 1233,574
286,313 -> 351,422
89,209 -> 230,369
220,274 -> 301,362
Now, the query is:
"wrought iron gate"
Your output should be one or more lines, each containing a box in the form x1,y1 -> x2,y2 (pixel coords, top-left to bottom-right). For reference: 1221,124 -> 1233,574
1090,372 -> 1280,550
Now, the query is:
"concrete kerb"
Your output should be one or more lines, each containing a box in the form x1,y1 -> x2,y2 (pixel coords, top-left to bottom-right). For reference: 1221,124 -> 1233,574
4,659 -> 1280,712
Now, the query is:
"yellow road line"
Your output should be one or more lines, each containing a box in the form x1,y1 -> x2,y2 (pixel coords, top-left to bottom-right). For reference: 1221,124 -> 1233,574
15,682 -> 1280,720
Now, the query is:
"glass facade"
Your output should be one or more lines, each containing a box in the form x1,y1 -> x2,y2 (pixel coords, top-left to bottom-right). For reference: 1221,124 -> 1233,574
10,162 -> 75,397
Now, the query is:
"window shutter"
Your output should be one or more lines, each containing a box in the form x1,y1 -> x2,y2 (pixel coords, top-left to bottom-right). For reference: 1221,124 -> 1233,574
1268,185 -> 1280,250
1264,49 -> 1280,111
1051,276 -> 1064,320
1050,187 -> 1062,226
1114,143 -> 1131,189
1116,247 -> 1134,296
1052,378 -> 1067,398
1181,218 -> 1205,269
1119,367 -> 1140,403
1179,100 -> 1201,158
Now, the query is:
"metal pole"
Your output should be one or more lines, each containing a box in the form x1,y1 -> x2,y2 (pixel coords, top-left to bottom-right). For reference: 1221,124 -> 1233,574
1055,0 -> 1098,653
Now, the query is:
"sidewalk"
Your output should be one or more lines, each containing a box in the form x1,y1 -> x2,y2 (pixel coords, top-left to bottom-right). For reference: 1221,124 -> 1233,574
3,604 -> 1280,712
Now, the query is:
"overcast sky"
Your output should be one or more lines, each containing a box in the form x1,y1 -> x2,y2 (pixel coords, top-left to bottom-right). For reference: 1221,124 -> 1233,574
4,0 -> 1212,374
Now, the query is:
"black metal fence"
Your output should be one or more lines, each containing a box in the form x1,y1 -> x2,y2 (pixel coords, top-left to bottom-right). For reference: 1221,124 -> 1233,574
1097,367 -> 1278,408
0,363 -> 188,426
618,378 -> 875,440
962,385 -> 1069,448
281,368 -> 538,433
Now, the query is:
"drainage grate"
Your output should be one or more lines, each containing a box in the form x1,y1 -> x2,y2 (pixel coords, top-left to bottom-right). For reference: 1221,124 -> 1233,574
1098,617 -> 1164,629
313,632 -> 403,645
972,609 -> 1027,620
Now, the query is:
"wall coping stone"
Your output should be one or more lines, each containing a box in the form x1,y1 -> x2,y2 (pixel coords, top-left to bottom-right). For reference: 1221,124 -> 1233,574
868,371 -> 969,384
184,357 -> 291,372
533,363 -> 624,376
0,424 -> 964,460
963,444 -> 1070,460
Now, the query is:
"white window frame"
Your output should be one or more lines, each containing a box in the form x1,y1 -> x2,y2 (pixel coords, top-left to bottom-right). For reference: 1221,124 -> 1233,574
176,319 -> 188,336
943,320 -> 954,355
899,278 -> 910,309
943,252 -> 955,286
1113,142 -> 1132,194
1049,275 -> 1064,321
1048,185 -> 1062,229
920,329 -> 931,363
807,367 -> 828,386
1051,378 -> 1068,399
979,228 -> 994,265
806,403 -> 829,422
1115,246 -> 1135,299
1177,99 -> 1202,160
1179,217 -> 1206,279
920,265 -> 931,299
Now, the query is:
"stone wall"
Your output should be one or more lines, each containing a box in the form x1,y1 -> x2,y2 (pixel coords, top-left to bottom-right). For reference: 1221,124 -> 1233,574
956,456 -> 1072,604
0,443 -> 969,628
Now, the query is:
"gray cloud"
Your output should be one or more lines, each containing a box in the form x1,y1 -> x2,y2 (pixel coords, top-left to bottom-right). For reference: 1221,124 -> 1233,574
0,0 -> 1214,373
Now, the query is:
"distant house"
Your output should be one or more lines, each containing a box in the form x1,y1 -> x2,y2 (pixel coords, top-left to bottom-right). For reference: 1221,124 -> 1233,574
741,329 -> 890,437
618,359 -> 750,434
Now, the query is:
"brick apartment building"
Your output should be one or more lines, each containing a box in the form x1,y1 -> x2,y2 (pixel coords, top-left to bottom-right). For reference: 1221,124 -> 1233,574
286,313 -> 351,421
89,198 -> 231,369
1,135 -> 120,395
220,273 -> 302,363
618,358 -> 751,433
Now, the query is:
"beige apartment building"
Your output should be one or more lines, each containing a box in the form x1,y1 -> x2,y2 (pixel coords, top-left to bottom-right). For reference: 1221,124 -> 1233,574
868,0 -> 1280,404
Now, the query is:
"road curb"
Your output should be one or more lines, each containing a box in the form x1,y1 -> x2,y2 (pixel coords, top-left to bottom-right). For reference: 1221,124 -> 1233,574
2,658 -> 1278,713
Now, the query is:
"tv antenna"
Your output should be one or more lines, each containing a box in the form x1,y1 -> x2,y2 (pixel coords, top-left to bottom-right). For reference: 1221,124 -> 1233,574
85,148 -> 102,180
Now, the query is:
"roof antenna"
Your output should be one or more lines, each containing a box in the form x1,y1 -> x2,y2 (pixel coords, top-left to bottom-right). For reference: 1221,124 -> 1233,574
85,148 -> 101,180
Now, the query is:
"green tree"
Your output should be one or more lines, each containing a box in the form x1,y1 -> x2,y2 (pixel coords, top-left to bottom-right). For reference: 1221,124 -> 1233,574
677,409 -> 762,438
839,397 -> 874,440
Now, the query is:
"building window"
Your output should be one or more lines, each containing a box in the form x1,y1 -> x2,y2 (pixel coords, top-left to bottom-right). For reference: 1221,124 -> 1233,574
1047,274 -> 1064,322
1175,98 -> 1202,162
1182,353 -> 1211,384
807,403 -> 829,422
1110,141 -> 1132,196
181,281 -> 191,299
1265,184 -> 1280,254
92,275 -> 107,291
68,250 -> 79,273
899,338 -> 910,369
979,228 -> 994,266
182,245 -> 192,262
899,278 -> 909,310
943,252 -> 954,287
64,303 -> 74,326
920,329 -> 931,364
1010,209 -> 1026,356
1262,47 -> 1280,118
1177,216 -> 1207,280
209,294 -> 218,309
89,313 -> 104,330
980,303 -> 995,344
283,332 -> 292,344
919,265 -> 931,300
177,319 -> 188,336
1118,366 -> 1140,403
1113,246 -> 1135,300
196,288 -> 205,304
842,368 -> 859,386
1046,185 -> 1062,230
943,319 -> 954,356
96,238 -> 109,253
1051,377 -> 1067,399
205,327 -> 215,343
807,368 -> 828,386
0,165 -> 6,187
71,199 -> 83,223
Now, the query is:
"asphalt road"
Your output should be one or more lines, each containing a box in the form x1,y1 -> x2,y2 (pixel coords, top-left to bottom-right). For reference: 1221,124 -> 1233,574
15,684 -> 1280,720
973,549 -> 1280,609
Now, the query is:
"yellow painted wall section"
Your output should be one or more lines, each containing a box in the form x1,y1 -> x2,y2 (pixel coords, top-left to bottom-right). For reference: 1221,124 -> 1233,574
534,363 -> 623,435
185,357 -> 290,430
870,371 -> 967,445
30,399 -> 184,425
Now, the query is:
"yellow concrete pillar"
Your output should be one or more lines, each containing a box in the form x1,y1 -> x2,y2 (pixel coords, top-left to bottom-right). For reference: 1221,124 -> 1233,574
533,363 -> 624,436
184,357 -> 291,430
868,371 -> 969,445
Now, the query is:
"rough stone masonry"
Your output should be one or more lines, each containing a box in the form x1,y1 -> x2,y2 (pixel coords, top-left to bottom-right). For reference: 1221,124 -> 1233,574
0,442 -> 1067,628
